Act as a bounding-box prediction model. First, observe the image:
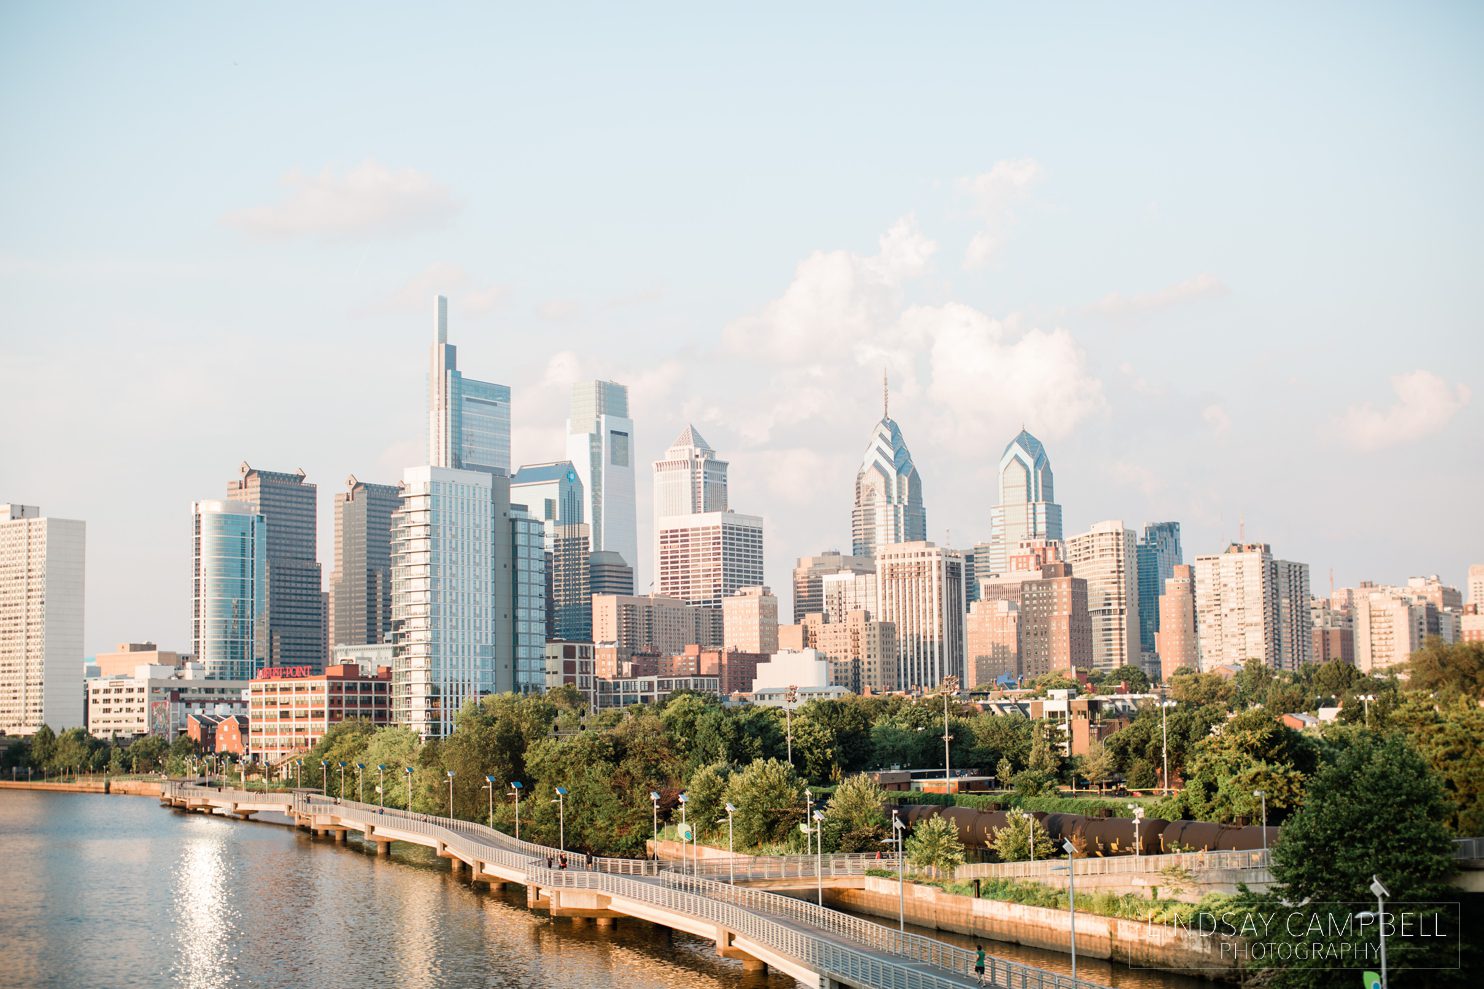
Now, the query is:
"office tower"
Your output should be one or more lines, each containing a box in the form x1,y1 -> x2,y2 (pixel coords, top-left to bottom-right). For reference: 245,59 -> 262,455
873,541 -> 966,691
656,511 -> 764,609
0,505 -> 85,734
814,610 -> 898,694
1135,522 -> 1183,663
591,594 -> 720,655
589,550 -> 635,597
653,425 -> 728,518
821,569 -> 878,622
1311,596 -> 1355,665
226,464 -> 324,669
1154,564 -> 1197,680
978,538 -> 1064,605
512,462 -> 591,641
330,476 -> 399,648
722,586 -> 779,655
985,429 -> 1063,578
566,380 -> 637,578
1018,562 -> 1092,678
1065,521 -> 1141,672
510,505 -> 548,692
793,551 -> 874,623
1193,543 -> 1312,672
390,466 -> 512,738
965,598 -> 1019,689
1470,564 -> 1484,608
428,295 -> 511,475
851,378 -> 926,558
192,500 -> 267,682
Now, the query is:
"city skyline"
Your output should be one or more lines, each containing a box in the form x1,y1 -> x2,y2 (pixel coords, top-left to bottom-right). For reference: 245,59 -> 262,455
3,4 -> 1480,655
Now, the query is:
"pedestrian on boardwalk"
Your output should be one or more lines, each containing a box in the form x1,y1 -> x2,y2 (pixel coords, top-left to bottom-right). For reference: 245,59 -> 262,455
974,945 -> 986,985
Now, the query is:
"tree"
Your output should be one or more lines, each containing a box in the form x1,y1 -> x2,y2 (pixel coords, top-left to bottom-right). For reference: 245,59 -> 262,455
990,809 -> 1056,862
1032,672 -> 1079,695
1258,732 -> 1460,988
905,814 -> 964,879
1179,707 -> 1315,825
684,761 -> 733,842
1100,664 -> 1151,694
1079,741 -> 1115,792
1405,638 -> 1484,698
821,773 -> 891,852
995,756 -> 1014,789
30,725 -> 57,772
1027,720 -> 1062,776
1167,669 -> 1236,708
791,700 -> 872,783
1387,694 -> 1484,834
722,758 -> 805,849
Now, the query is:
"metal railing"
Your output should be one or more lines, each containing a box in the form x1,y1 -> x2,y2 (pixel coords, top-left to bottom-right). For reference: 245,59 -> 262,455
955,847 -> 1271,881
164,782 -> 1106,989
1455,837 -> 1484,861
685,853 -> 901,880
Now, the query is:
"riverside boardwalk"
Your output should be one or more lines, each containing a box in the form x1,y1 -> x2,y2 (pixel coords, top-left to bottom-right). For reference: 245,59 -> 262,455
162,781 -> 1106,989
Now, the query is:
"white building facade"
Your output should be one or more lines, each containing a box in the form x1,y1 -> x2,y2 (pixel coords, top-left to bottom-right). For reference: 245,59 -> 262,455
1064,520 -> 1141,672
0,505 -> 85,735
86,663 -> 247,739
656,511 -> 765,610
873,541 -> 966,692
1193,543 -> 1312,671
566,380 -> 637,581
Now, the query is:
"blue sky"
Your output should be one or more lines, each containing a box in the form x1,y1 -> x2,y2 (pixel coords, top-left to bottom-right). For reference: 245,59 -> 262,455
2,3 -> 1480,654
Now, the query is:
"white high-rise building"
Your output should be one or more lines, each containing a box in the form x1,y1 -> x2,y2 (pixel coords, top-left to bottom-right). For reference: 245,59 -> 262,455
428,296 -> 511,476
1193,543 -> 1312,672
984,429 -> 1063,578
874,541 -> 966,691
1466,564 -> 1484,609
390,466 -> 514,738
192,500 -> 267,682
567,380 -> 637,583
722,586 -> 779,655
852,378 -> 926,558
1353,588 -> 1430,673
656,512 -> 764,610
653,424 -> 728,519
821,569 -> 878,622
1065,520 -> 1141,672
0,505 -> 85,735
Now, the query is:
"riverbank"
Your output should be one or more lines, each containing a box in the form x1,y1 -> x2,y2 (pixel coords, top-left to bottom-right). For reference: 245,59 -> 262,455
0,778 -> 162,796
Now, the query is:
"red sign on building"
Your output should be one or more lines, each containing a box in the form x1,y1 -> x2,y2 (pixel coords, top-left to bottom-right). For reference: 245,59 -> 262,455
257,666 -> 313,680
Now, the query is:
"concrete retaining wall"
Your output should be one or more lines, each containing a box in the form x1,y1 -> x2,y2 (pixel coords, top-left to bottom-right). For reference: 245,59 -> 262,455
0,779 -> 163,796
826,876 -> 1238,978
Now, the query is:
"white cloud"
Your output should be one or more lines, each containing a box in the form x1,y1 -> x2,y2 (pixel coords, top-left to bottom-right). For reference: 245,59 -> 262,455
1094,273 -> 1228,316
918,303 -> 1105,439
1334,370 -> 1471,451
1202,404 -> 1231,435
536,299 -> 581,321
223,161 -> 457,239
958,158 -> 1041,268
723,215 -> 936,362
369,263 -> 506,316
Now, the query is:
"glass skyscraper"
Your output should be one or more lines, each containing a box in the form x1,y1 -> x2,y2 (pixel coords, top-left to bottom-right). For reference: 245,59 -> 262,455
429,295 -> 512,476
985,429 -> 1063,579
1136,521 -> 1183,662
192,500 -> 267,681
851,379 -> 926,558
566,380 -> 637,579
226,464 -> 323,670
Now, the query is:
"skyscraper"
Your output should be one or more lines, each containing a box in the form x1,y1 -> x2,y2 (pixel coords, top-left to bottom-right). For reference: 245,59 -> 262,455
873,541 -> 965,691
226,464 -> 323,669
1154,564 -> 1197,680
792,551 -> 874,623
512,462 -> 590,642
1469,564 -> 1484,608
1065,520 -> 1141,672
390,466 -> 506,738
0,505 -> 85,735
722,586 -> 779,655
509,504 -> 548,692
653,425 -> 728,519
985,429 -> 1063,579
1018,562 -> 1093,679
1136,521 -> 1183,663
852,378 -> 926,558
428,295 -> 511,476
566,380 -> 637,579
192,500 -> 267,682
965,598 -> 1019,688
1193,543 -> 1312,671
656,511 -> 765,610
330,476 -> 399,648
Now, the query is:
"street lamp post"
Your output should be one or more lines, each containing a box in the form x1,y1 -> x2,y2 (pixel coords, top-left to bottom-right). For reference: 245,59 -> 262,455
356,763 -> 365,804
482,775 -> 496,828
1130,804 -> 1145,856
1063,838 -> 1079,982
321,760 -> 329,795
1364,876 -> 1390,989
940,675 -> 960,784
678,792 -> 689,875
1359,694 -> 1376,728
555,786 -> 569,854
811,809 -> 826,907
1254,790 -> 1268,855
509,781 -> 523,839
338,761 -> 346,800
650,790 -> 661,849
404,766 -> 414,811
1160,695 -> 1176,794
892,810 -> 906,931
294,759 -> 302,790
724,803 -> 736,885
445,770 -> 455,817
376,765 -> 385,807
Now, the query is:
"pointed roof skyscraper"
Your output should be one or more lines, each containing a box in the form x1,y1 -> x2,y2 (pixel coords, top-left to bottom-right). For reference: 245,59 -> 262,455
852,374 -> 926,557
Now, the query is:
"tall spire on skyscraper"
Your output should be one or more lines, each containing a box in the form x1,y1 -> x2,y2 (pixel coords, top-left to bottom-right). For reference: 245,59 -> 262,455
883,368 -> 889,420
853,375 -> 926,557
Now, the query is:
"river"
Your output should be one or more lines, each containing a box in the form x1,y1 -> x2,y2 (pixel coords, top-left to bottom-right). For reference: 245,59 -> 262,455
0,790 -> 1212,989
